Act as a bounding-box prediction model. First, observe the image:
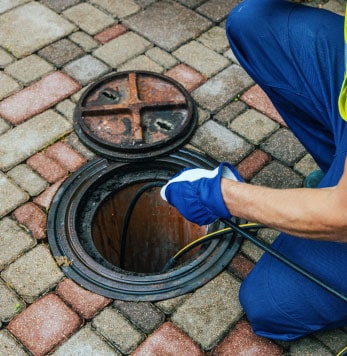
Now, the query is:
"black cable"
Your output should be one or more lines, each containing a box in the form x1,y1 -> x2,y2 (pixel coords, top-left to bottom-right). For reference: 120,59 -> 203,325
119,181 -> 165,269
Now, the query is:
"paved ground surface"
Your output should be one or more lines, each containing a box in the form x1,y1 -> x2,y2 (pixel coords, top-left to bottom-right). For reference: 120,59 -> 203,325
0,0 -> 347,355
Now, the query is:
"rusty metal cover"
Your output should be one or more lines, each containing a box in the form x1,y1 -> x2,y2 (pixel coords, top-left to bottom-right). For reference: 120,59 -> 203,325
74,71 -> 197,161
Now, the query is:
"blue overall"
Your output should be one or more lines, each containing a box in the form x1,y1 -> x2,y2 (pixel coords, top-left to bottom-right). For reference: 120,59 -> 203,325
226,0 -> 347,341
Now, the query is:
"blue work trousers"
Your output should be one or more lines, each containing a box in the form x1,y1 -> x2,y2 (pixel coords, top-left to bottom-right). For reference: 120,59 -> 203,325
227,0 -> 347,341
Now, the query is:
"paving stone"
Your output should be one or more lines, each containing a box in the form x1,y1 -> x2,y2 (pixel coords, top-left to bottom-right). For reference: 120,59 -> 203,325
173,41 -> 229,78
125,1 -> 212,51
294,154 -> 320,177
191,120 -> 253,165
197,107 -> 211,125
55,99 -> 75,123
0,72 -> 21,100
0,329 -> 27,356
63,132 -> 97,161
119,55 -> 164,73
7,164 -> 48,197
230,109 -> 279,145
0,47 -> 14,68
113,300 -> 165,333
261,128 -> 306,166
38,39 -> 85,68
251,161 -> 304,189
172,272 -> 243,350
177,0 -> 206,7
241,84 -> 286,126
52,325 -> 121,356
27,152 -> 68,184
94,32 -> 151,68
56,278 -> 111,320
236,149 -> 272,181
0,110 -> 73,171
0,172 -> 29,218
94,24 -> 128,44
0,71 -> 80,125
214,100 -> 247,126
224,47 -> 239,64
92,307 -> 144,354
0,217 -> 35,270
12,202 -> 47,240
257,228 -> 280,245
70,31 -> 99,52
313,329 -> 347,354
2,244 -> 64,303
91,0 -> 141,18
165,64 -> 207,92
288,336 -> 334,356
212,319 -> 283,355
40,0 -> 80,13
0,2 -> 76,58
197,0 -> 241,22
63,3 -> 115,36
0,0 -> 31,14
135,0 -> 157,6
197,26 -> 230,53
0,280 -> 26,323
33,178 -> 66,210
227,252 -> 254,280
5,55 -> 54,86
132,322 -> 204,356
64,55 -> 110,86
146,47 -> 178,70
8,293 -> 82,356
241,239 -> 265,263
155,294 -> 191,314
0,118 -> 10,134
193,65 -> 254,113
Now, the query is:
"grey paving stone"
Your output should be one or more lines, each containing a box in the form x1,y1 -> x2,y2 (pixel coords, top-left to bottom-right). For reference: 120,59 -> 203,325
251,161 -> 304,189
113,300 -> 165,334
155,294 -> 191,314
119,55 -> 164,73
197,0 -> 241,22
55,99 -> 75,123
90,0 -> 141,18
63,132 -> 96,161
313,329 -> 347,354
92,307 -> 144,354
0,48 -> 14,68
241,239 -> 265,263
135,0 -> 157,6
197,107 -> 211,125
294,154 -> 320,177
176,0 -> 206,8
69,31 -> 99,53
63,3 -> 115,36
38,39 -> 85,68
0,0 -> 31,14
0,280 -> 26,323
52,325 -> 121,355
125,0 -> 212,52
172,272 -> 243,350
0,118 -> 10,135
192,65 -> 253,113
64,55 -> 110,86
197,26 -> 230,53
0,330 -> 27,356
173,41 -> 229,78
0,173 -> 29,218
0,72 -> 20,100
93,32 -> 151,68
260,128 -> 306,166
0,110 -> 72,171
0,2 -> 76,58
1,244 -> 64,303
288,336 -> 334,356
0,217 -> 35,270
40,0 -> 81,13
7,164 -> 48,197
230,109 -> 279,145
191,120 -> 253,165
214,100 -> 247,126
5,55 -> 54,86
146,47 -> 178,69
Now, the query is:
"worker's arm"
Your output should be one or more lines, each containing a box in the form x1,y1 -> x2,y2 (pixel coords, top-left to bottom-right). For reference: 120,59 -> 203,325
221,160 -> 347,242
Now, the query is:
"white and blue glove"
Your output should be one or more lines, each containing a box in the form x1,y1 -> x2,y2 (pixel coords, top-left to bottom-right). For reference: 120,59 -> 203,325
160,162 -> 243,226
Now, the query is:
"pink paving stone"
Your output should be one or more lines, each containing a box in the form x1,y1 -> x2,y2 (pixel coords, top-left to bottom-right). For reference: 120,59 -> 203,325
45,141 -> 87,172
236,149 -> 272,181
212,319 -> 283,356
8,293 -> 82,356
241,85 -> 287,127
94,24 -> 128,44
33,177 -> 66,210
56,279 -> 112,320
165,64 -> 207,92
27,152 -> 68,184
132,322 -> 204,356
228,253 -> 255,280
0,71 -> 80,125
12,202 -> 47,240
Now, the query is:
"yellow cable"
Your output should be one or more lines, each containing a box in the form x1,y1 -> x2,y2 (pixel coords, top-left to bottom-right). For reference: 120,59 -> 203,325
337,346 -> 347,356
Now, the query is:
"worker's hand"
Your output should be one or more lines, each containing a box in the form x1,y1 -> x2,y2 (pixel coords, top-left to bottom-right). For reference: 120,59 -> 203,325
160,163 -> 243,225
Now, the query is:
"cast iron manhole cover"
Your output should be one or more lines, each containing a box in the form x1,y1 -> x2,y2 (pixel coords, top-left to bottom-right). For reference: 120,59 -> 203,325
74,70 -> 197,161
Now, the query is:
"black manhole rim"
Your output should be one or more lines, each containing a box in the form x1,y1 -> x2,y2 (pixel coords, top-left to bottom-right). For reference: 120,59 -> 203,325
48,149 -> 243,301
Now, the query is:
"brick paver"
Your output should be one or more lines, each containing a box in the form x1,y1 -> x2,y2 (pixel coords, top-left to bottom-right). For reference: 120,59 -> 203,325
94,24 -> 128,44
166,64 -> 207,92
236,149 -> 272,181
